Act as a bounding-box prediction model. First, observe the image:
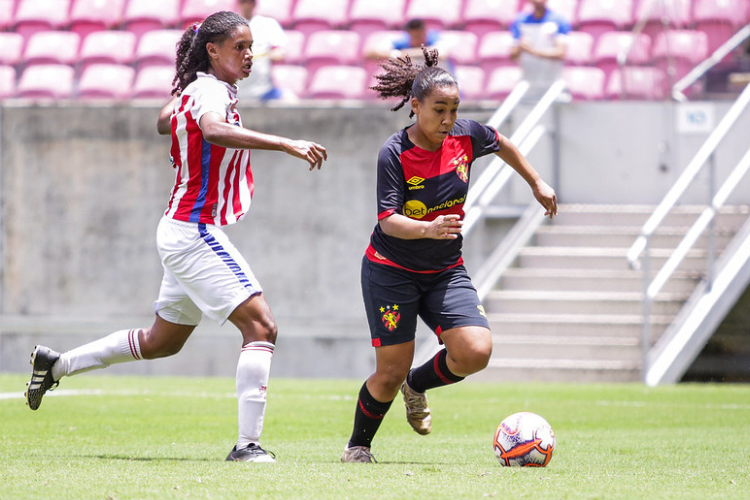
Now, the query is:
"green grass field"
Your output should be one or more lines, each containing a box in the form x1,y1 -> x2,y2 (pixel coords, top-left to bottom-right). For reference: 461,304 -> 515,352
1,374 -> 748,500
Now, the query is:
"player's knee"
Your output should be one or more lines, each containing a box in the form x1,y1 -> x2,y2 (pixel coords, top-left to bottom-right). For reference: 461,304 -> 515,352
454,340 -> 492,374
373,368 -> 409,395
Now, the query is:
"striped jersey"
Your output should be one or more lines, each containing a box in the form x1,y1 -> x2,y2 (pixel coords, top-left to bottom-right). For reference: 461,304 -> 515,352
366,119 -> 501,273
165,72 -> 253,226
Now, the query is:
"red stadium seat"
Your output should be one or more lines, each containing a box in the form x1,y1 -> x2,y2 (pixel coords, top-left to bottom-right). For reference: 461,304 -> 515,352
0,65 -> 17,99
577,0 -> 634,43
547,0 -> 579,26
13,0 -> 72,41
438,30 -> 478,66
131,65 -> 174,99
361,30 -> 404,79
0,0 -> 16,31
562,66 -> 605,100
693,0 -> 745,56
652,30 -> 708,84
485,65 -> 523,100
271,64 -> 308,99
306,65 -> 367,99
255,0 -> 295,28
564,31 -> 594,66
633,0 -> 691,42
462,0 -> 521,38
605,67 -> 666,100
77,63 -> 135,99
123,0 -> 181,40
78,31 -> 137,73
16,64 -> 75,99
405,0 -> 463,31
180,0 -> 236,29
69,0 -> 127,41
348,0 -> 406,40
454,65 -> 486,100
281,30 -> 306,65
0,32 -> 24,66
477,31 -> 517,74
303,30 -> 361,80
292,0 -> 351,36
594,31 -> 651,86
22,31 -> 81,67
134,29 -> 183,71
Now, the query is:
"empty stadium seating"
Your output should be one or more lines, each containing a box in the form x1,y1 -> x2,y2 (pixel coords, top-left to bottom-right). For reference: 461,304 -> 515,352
306,65 -> 367,99
78,31 -> 137,73
634,0 -> 691,42
0,32 -> 24,66
454,65 -> 486,100
0,0 -> 16,31
438,30 -> 479,66
271,64 -> 308,99
255,0 -> 295,28
69,0 -> 127,40
23,31 -> 80,67
477,31 -> 516,74
180,0 -> 236,29
577,0 -> 634,43
131,65 -> 174,99
16,64 -> 75,99
405,0 -> 463,31
606,67 -> 666,100
462,0 -> 521,38
693,0 -> 746,55
485,66 -> 523,100
594,31 -> 651,86
304,30 -> 361,80
0,66 -> 16,99
349,0 -> 407,40
652,30 -> 708,83
134,29 -> 183,70
562,66 -> 606,100
122,0 -> 180,40
13,0 -> 72,41
564,31 -> 595,66
77,63 -> 136,99
292,0 -> 350,36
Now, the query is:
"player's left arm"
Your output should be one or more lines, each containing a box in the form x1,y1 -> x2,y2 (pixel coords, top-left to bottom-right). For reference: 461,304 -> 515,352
157,96 -> 179,136
494,135 -> 557,218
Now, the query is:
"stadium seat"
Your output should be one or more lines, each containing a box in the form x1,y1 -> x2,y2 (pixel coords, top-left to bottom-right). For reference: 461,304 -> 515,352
292,0 -> 351,36
0,0 -> 15,31
404,0 -> 463,31
131,65 -> 174,99
438,30 -> 479,66
462,0 -> 520,39
348,0 -> 407,40
652,30 -> 708,84
303,30 -> 361,80
594,31 -> 651,86
134,30 -> 183,71
0,32 -> 24,66
477,31 -> 517,74
255,0 -> 295,28
484,65 -> 523,100
454,65 -> 486,100
22,31 -> 81,67
563,31 -> 595,66
77,63 -> 136,99
180,0 -> 236,29
78,31 -> 137,73
16,64 -> 75,99
562,66 -> 605,100
122,0 -> 181,40
361,30 -> 404,79
271,64 -> 308,99
547,0 -> 579,26
693,0 -> 745,56
633,0 -> 691,42
69,0 -> 127,41
306,65 -> 367,99
0,65 -> 17,99
13,0 -> 72,41
605,67 -> 666,100
576,0 -> 634,43
281,30 -> 306,65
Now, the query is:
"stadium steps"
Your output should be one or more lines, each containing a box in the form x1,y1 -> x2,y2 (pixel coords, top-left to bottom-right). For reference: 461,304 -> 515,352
480,203 -> 748,383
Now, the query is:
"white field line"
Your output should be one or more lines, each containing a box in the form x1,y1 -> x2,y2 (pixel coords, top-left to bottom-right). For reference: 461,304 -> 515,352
0,389 -> 355,401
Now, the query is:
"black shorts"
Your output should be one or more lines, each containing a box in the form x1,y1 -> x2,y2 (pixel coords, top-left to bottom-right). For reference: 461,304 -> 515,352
361,257 -> 490,347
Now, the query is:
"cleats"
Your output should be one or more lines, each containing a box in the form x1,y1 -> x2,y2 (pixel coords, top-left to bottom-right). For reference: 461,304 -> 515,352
25,345 -> 61,410
401,379 -> 431,435
341,445 -> 377,463
226,443 -> 276,463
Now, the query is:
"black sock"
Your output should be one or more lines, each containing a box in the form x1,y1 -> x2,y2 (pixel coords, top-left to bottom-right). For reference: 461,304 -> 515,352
407,349 -> 465,393
347,382 -> 393,448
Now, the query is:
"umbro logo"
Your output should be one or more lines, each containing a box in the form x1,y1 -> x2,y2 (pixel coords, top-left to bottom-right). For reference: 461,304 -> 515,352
406,176 -> 425,190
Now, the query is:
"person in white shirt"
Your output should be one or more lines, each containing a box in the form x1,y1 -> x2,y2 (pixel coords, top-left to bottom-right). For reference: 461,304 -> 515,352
236,0 -> 288,101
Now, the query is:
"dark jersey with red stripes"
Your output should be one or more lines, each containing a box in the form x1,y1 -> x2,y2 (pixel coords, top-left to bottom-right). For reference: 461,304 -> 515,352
366,119 -> 502,272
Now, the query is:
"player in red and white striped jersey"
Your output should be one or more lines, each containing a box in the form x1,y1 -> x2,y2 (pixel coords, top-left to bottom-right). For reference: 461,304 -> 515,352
25,11 -> 326,463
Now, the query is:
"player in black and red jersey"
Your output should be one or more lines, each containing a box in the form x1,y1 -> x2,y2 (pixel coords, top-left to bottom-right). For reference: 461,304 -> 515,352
341,47 -> 557,463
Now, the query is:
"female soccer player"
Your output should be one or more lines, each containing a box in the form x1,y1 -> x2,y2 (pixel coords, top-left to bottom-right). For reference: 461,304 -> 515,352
341,47 -> 557,463
25,11 -> 327,463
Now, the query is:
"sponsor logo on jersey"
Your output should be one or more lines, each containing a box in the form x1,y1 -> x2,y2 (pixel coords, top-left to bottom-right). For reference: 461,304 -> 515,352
407,176 -> 426,190
403,195 -> 467,219
453,155 -> 469,183
380,304 -> 401,331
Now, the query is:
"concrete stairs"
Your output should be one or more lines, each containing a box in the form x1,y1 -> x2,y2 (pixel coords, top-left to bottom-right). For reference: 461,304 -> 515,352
475,204 -> 749,383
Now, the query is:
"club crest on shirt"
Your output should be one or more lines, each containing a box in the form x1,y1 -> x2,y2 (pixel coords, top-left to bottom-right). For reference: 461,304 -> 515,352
453,155 -> 469,183
380,304 -> 401,331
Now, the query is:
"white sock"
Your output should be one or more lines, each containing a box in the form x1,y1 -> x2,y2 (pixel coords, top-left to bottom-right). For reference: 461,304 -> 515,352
51,329 -> 143,380
236,341 -> 275,449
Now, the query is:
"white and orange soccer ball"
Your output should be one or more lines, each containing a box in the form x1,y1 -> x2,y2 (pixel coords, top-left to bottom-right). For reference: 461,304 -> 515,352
493,412 -> 556,467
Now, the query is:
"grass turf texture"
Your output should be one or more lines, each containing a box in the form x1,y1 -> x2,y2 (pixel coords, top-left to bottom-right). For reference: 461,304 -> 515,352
1,375 -> 748,499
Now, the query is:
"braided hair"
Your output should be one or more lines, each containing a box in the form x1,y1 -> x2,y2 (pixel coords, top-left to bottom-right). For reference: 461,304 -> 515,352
171,10 -> 248,96
370,46 -> 458,118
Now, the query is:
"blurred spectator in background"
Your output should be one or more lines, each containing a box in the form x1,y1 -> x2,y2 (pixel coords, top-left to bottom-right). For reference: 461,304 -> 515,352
236,0 -> 289,101
510,0 -> 570,99
366,19 -> 452,70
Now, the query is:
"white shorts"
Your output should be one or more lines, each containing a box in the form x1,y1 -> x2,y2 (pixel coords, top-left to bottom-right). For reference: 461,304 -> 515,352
153,216 -> 262,326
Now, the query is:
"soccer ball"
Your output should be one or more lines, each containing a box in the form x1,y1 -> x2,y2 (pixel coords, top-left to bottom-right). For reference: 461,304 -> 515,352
493,412 -> 555,467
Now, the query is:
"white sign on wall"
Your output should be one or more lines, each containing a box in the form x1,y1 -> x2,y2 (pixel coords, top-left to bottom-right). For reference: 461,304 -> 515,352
676,103 -> 715,134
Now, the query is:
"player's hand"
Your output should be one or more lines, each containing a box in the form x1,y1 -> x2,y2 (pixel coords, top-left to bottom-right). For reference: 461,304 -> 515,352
533,180 -> 558,219
429,214 -> 462,239
283,139 -> 328,170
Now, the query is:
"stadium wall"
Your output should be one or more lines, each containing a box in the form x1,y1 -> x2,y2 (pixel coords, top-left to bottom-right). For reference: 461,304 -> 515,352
1,101 -> 748,379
